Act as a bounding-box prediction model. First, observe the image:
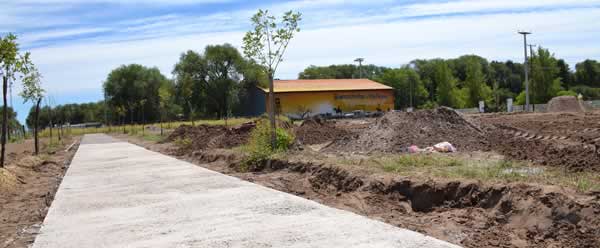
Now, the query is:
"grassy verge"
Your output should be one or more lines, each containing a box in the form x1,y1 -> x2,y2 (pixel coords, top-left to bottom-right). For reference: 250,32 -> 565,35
331,153 -> 600,193
36,117 -> 257,138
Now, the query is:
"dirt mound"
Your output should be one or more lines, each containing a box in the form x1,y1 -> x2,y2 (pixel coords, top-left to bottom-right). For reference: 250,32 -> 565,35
166,122 -> 255,151
295,118 -> 352,145
328,107 -> 489,153
547,96 -> 586,112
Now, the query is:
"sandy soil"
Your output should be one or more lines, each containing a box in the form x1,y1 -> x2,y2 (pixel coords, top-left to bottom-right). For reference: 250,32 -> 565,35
473,110 -> 600,171
0,138 -> 80,248
114,109 -> 600,247
120,131 -> 600,248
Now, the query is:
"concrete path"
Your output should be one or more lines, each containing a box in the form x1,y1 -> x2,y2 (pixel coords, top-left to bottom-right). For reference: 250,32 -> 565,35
33,134 -> 459,248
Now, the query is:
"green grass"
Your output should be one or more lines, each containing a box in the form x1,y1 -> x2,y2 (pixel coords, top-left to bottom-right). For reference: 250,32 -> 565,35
36,117 -> 257,138
333,153 -> 600,193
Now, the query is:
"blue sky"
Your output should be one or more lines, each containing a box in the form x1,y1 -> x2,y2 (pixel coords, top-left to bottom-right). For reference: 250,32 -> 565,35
3,0 -> 600,124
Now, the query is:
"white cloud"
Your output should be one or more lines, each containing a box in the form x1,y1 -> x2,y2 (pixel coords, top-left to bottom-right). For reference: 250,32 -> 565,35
24,6 -> 600,93
7,0 -> 600,123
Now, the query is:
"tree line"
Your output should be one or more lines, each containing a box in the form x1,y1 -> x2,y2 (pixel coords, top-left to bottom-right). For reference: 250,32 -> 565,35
300,48 -> 600,110
97,44 -> 267,126
26,47 -> 600,128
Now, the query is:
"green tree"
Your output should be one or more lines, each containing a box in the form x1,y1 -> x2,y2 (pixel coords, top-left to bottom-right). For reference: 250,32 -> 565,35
432,60 -> 462,108
20,63 -> 44,155
158,80 -> 176,135
463,57 -> 492,107
557,59 -> 574,88
574,60 -> 600,87
375,67 -> 428,109
103,64 -> 167,125
1,33 -> 30,166
298,64 -> 389,79
173,44 -> 248,120
243,9 -> 301,148
530,47 -> 562,103
173,50 -> 205,125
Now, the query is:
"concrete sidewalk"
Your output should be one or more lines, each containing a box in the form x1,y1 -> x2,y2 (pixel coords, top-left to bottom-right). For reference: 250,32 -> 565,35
33,134 -> 459,248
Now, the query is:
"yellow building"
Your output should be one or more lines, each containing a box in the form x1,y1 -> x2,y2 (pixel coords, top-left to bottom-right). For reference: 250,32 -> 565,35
250,79 -> 395,118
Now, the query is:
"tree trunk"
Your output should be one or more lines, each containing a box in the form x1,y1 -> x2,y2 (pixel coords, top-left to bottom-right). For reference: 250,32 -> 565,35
160,114 -> 164,136
268,72 -> 277,150
187,101 -> 195,126
141,107 -> 145,136
0,76 -> 7,167
34,98 -> 41,155
48,103 -> 53,144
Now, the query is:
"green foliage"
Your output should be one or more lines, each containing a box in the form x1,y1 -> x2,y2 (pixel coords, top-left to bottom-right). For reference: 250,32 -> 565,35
0,107 -> 22,134
242,9 -> 302,72
570,85 -> 600,99
103,64 -> 168,124
173,45 -> 261,119
556,90 -> 577,97
463,57 -> 492,107
432,60 -> 461,107
375,67 -> 428,109
244,119 -> 294,165
530,47 -> 563,103
574,59 -> 600,88
515,91 -> 526,105
25,101 -> 107,128
299,64 -> 389,80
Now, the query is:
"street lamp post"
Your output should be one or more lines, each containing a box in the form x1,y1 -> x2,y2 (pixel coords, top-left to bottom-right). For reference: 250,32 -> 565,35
354,58 -> 364,78
518,31 -> 532,112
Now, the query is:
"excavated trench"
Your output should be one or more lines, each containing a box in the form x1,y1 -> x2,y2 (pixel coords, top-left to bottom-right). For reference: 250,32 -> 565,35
181,151 -> 600,248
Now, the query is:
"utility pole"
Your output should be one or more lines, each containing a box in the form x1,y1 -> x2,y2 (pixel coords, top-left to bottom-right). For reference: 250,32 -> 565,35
518,31 -> 532,112
528,44 -> 537,111
354,58 -> 364,78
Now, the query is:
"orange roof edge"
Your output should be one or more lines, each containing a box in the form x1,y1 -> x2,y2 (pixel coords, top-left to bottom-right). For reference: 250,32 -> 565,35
259,79 -> 393,93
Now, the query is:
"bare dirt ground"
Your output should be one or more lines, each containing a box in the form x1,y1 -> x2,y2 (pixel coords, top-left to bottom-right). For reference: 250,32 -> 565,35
114,106 -> 600,248
0,138 -> 80,248
118,108 -> 600,248
473,111 -> 600,172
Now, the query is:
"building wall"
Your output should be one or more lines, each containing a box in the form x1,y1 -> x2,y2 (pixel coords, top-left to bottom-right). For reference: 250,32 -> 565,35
266,90 -> 394,118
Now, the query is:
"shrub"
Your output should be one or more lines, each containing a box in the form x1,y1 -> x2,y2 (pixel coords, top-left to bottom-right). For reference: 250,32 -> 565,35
556,90 -> 577,97
244,119 -> 294,166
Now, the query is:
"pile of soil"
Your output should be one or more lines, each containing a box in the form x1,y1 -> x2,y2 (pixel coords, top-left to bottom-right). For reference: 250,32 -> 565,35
547,96 -> 586,113
166,122 -> 255,150
174,149 -> 600,248
295,118 -> 352,145
328,107 -> 489,153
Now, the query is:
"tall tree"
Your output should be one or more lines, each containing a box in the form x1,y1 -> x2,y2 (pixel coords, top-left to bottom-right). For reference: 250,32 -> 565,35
20,63 -> 45,155
299,64 -> 389,79
173,50 -> 205,124
530,47 -> 562,103
463,57 -> 492,107
243,9 -> 301,148
0,33 -> 30,166
375,67 -> 428,109
432,60 -> 462,108
203,44 -> 245,119
103,64 -> 167,125
557,59 -> 574,88
575,60 -> 600,87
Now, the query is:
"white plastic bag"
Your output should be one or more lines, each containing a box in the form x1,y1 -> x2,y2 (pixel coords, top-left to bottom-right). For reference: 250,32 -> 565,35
433,142 -> 457,153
